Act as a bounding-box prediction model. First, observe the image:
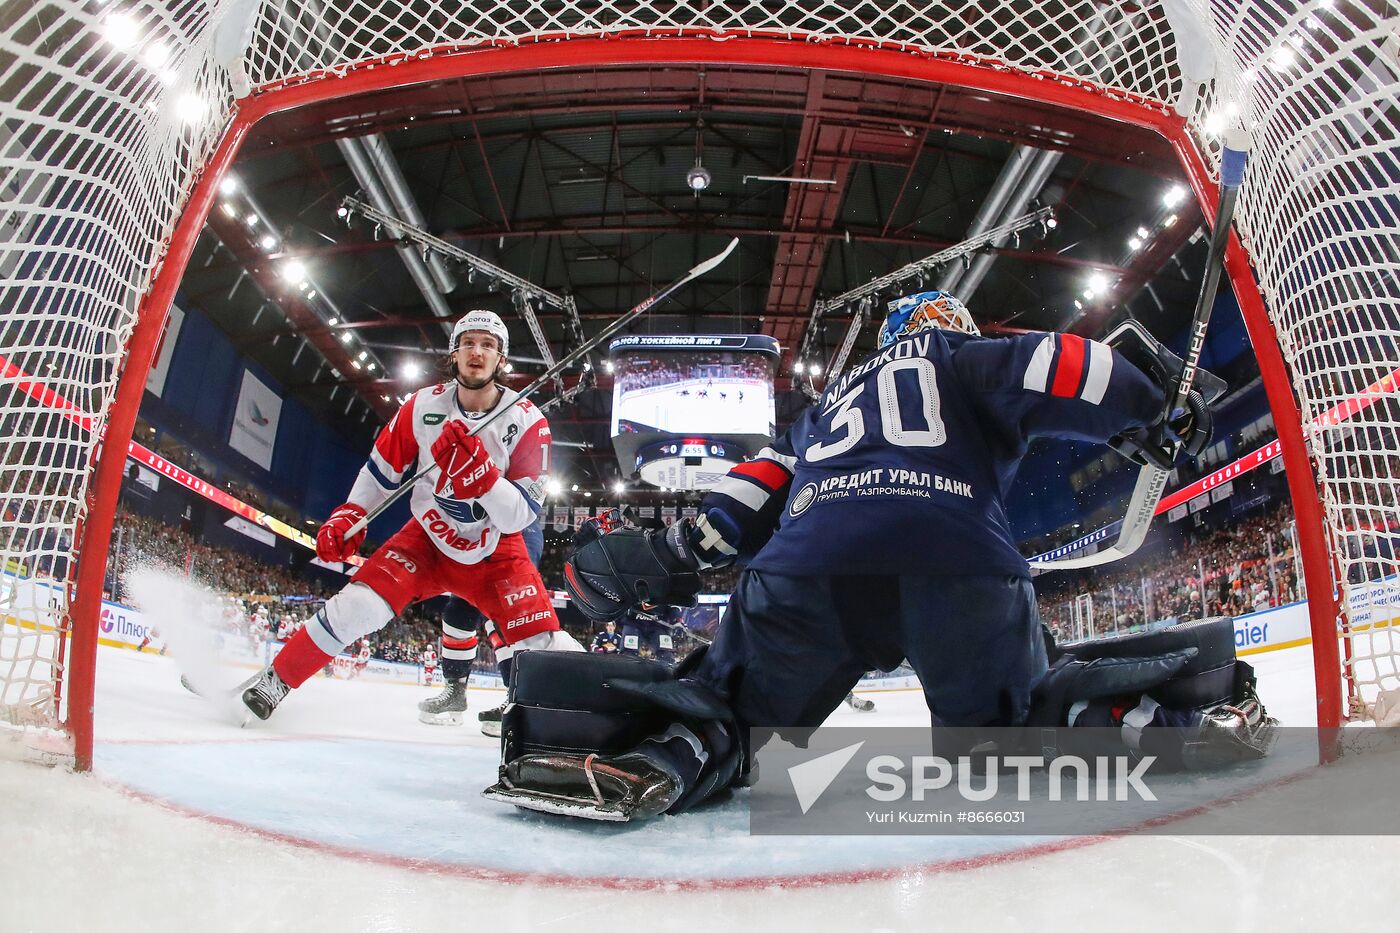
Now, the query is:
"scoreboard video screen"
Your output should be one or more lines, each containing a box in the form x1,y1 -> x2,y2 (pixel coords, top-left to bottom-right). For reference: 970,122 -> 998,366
607,334 -> 780,489
609,334 -> 778,438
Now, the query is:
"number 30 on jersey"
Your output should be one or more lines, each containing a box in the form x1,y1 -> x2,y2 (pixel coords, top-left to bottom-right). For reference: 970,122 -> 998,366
807,358 -> 947,462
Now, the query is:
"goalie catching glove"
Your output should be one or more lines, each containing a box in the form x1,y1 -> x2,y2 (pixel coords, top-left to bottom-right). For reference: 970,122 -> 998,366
563,513 -> 702,622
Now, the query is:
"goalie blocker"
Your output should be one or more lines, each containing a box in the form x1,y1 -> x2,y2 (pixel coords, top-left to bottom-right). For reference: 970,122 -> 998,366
483,615 -> 1276,822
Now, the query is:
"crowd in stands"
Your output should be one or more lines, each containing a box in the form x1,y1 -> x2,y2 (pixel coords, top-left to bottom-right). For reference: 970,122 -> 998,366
98,486 -> 1318,670
1037,501 -> 1304,643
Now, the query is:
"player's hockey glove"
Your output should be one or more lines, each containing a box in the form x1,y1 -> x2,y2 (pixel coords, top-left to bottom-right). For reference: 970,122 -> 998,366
316,502 -> 367,561
564,522 -> 702,623
431,419 -> 500,500
1110,388 -> 1214,471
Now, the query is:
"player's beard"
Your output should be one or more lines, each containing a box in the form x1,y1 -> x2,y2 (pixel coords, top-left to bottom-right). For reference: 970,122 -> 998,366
455,359 -> 499,391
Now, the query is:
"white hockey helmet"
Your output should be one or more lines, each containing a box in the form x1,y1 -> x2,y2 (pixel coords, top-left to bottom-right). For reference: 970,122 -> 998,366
879,291 -> 980,347
450,309 -> 509,358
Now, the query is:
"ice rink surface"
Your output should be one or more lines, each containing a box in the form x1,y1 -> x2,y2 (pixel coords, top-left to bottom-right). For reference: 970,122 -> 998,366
5,629 -> 1400,932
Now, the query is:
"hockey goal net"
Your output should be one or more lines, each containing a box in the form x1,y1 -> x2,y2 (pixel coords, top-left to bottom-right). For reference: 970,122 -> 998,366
1,0 -> 1396,768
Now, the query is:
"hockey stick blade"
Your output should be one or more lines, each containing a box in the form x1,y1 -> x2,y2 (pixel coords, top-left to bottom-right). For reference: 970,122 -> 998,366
343,238 -> 739,539
1030,135 -> 1248,573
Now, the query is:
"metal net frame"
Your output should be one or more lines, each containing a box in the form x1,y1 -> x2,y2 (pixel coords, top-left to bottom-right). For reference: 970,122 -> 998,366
1,0 -> 1395,767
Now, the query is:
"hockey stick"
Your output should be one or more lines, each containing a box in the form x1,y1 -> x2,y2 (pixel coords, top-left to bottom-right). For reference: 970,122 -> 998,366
1029,133 -> 1249,573
344,238 -> 740,539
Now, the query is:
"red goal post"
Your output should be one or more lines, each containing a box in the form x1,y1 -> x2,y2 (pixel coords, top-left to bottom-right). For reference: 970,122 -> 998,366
2,0 -> 1393,769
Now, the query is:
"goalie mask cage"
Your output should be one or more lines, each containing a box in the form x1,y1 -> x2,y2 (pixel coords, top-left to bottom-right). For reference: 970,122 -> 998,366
1,0 -> 1395,769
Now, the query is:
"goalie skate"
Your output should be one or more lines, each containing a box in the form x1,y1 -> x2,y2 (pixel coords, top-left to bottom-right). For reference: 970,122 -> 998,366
483,751 -> 681,822
417,680 -> 468,725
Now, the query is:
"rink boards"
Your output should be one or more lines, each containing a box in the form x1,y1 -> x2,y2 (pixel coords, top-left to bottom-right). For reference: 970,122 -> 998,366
7,569 -> 1400,694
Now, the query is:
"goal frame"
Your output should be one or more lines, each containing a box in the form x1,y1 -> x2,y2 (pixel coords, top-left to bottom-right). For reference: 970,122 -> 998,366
65,36 -> 1341,771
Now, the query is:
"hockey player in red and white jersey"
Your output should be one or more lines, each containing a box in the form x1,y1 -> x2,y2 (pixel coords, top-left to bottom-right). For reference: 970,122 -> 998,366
276,614 -> 291,641
351,638 -> 372,678
233,310 -> 583,722
421,645 -> 439,686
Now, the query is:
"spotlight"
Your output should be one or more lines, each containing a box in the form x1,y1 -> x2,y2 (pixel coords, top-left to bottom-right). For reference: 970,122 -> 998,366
142,41 -> 170,70
102,13 -> 140,50
219,176 -> 239,196
686,165 -> 712,192
174,92 -> 206,124
1162,185 -> 1187,209
281,260 -> 307,283
401,362 -> 422,380
259,234 -> 277,250
613,481 -> 625,495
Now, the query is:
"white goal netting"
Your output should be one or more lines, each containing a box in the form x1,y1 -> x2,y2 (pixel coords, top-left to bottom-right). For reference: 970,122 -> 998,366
1,0 -> 1397,752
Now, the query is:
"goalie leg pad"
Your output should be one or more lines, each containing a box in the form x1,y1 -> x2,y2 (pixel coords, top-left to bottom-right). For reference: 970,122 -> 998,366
1029,618 -> 1278,769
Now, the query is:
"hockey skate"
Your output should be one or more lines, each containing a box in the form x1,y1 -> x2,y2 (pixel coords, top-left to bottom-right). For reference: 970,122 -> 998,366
417,679 -> 468,725
844,691 -> 876,712
478,701 -> 506,737
180,669 -> 286,725
238,667 -> 290,723
1181,692 -> 1278,770
483,750 -> 682,822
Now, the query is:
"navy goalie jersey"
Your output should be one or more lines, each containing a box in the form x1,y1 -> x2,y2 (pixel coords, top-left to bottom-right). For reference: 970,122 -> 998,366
694,329 -> 1166,578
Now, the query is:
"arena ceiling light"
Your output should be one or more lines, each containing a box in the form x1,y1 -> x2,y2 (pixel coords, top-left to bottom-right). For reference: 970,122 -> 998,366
280,260 -> 307,284
1162,185 -> 1188,208
219,176 -> 238,196
259,234 -> 276,250
613,481 -> 626,495
141,41 -> 170,70
102,12 -> 140,50
173,92 -> 206,124
400,361 -> 421,380
686,164 -> 712,193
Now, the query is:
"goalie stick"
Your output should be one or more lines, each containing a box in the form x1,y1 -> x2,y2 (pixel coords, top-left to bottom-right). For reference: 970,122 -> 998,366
344,238 -> 740,539
1030,132 -> 1249,572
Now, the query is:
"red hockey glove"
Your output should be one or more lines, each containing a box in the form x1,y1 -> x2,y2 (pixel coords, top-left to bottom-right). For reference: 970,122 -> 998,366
316,503 -> 367,562
431,419 -> 500,500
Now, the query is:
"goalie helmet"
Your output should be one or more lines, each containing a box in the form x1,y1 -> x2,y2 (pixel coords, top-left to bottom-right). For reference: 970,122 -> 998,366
450,309 -> 510,358
878,291 -> 979,348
